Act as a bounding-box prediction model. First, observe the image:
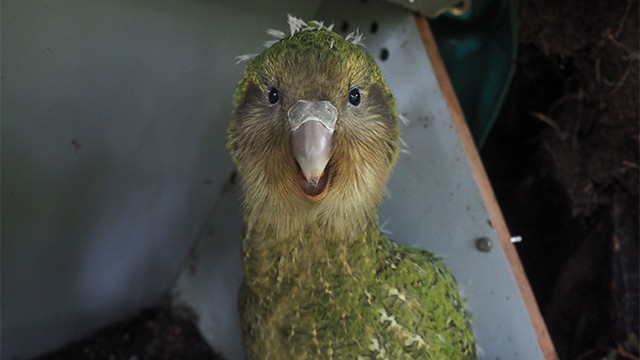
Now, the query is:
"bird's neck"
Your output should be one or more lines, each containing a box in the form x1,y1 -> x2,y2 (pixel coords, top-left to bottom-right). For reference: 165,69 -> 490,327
241,219 -> 382,296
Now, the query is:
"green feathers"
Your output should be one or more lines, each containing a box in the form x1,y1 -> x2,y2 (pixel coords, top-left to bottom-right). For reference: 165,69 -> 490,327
238,225 -> 476,359
229,16 -> 476,359
233,23 -> 388,114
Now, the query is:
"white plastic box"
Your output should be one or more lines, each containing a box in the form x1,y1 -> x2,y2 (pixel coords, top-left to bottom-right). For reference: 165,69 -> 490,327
2,1 -> 556,359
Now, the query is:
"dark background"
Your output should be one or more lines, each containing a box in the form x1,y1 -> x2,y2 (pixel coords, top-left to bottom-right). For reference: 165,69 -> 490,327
482,0 -> 638,358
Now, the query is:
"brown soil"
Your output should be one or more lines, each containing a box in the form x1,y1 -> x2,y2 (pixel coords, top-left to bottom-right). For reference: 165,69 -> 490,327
482,0 -> 639,359
34,304 -> 222,360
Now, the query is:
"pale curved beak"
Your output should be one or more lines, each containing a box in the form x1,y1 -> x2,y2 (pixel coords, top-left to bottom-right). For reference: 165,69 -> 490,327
288,100 -> 338,187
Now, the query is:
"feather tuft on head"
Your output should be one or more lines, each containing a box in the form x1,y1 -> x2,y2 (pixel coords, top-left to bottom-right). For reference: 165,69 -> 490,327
237,15 -> 366,61
235,54 -> 258,64
287,14 -> 308,35
284,15 -> 365,46
345,29 -> 365,47
266,28 -> 286,39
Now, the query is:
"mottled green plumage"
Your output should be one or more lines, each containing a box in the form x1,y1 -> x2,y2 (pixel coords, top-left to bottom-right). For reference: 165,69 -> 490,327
229,18 -> 476,359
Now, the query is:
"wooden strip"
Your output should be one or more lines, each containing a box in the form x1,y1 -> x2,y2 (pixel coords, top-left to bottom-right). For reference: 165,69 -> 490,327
414,15 -> 559,360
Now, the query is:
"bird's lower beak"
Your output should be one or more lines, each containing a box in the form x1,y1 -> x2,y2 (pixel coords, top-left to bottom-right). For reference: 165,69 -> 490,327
288,100 -> 338,192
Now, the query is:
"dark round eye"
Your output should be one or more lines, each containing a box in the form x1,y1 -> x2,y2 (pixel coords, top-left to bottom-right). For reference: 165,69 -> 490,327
268,86 -> 279,105
348,88 -> 361,106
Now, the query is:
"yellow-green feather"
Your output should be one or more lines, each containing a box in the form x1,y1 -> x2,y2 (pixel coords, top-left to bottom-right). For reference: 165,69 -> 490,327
239,225 -> 476,359
233,29 -> 391,114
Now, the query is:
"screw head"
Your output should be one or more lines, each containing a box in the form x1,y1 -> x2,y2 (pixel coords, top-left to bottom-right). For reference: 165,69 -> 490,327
476,237 -> 493,253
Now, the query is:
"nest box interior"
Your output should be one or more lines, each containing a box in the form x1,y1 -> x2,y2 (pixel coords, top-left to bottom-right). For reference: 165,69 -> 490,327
2,0 -> 555,359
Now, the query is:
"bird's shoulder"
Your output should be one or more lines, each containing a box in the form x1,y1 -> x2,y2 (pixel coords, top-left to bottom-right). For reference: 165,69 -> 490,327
372,234 -> 457,288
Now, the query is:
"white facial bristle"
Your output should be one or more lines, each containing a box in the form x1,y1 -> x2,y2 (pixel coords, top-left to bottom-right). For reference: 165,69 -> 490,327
398,114 -> 411,155
400,138 -> 411,156
399,113 -> 411,126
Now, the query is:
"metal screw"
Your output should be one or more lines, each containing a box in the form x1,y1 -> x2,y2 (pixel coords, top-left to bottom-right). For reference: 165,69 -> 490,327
476,237 -> 493,253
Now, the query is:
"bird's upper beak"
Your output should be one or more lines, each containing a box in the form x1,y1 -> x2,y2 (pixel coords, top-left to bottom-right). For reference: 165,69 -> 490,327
288,100 -> 337,192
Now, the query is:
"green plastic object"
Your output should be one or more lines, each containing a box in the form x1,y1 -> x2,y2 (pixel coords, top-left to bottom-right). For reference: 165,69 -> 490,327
430,0 -> 517,147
